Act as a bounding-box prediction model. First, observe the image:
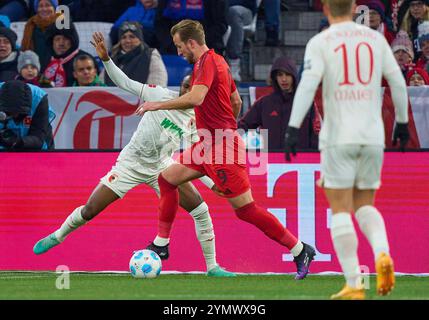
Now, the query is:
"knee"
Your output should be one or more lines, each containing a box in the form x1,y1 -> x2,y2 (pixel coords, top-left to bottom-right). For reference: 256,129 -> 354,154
227,6 -> 243,25
234,202 -> 256,221
81,203 -> 99,220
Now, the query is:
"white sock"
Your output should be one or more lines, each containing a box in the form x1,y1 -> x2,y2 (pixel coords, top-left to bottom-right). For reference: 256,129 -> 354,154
290,241 -> 304,257
355,205 -> 390,260
188,202 -> 217,271
331,212 -> 362,289
153,236 -> 170,247
54,206 -> 87,242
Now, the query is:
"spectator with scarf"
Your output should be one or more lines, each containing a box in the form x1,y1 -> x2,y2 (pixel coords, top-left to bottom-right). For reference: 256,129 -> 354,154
21,0 -> 61,71
42,21 -> 93,87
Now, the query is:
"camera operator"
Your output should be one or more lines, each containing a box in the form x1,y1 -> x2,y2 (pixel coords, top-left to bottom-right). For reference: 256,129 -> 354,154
0,80 -> 54,150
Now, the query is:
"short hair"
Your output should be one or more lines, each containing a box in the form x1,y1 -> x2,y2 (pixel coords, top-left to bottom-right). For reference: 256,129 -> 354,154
170,19 -> 206,45
73,54 -> 96,71
322,0 -> 355,17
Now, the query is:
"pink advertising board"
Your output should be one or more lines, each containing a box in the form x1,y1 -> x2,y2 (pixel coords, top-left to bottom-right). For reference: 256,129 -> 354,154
1,152 -> 428,273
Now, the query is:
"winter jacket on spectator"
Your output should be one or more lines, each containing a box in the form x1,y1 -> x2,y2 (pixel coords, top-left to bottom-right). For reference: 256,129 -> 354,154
75,0 -> 136,22
21,0 -> 61,71
110,0 -> 157,47
155,0 -> 228,55
0,27 -> 19,82
238,57 -> 316,151
43,22 -> 93,87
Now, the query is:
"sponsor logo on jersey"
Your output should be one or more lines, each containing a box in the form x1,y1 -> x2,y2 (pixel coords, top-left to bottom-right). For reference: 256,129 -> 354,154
160,117 -> 184,138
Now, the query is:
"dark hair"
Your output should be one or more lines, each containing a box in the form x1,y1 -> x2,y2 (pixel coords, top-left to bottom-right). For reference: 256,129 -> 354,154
73,54 -> 96,71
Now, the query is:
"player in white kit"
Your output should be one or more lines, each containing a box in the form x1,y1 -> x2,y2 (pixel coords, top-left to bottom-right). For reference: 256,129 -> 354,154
284,0 -> 410,299
33,32 -> 235,277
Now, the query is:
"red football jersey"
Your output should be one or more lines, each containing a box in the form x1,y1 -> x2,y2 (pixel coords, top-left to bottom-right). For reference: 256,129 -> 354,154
191,49 -> 238,134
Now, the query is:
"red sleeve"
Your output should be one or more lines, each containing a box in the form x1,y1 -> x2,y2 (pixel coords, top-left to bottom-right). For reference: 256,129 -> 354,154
193,55 -> 215,89
231,78 -> 237,93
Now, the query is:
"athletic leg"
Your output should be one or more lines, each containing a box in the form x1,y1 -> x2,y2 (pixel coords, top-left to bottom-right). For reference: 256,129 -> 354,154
33,183 -> 119,255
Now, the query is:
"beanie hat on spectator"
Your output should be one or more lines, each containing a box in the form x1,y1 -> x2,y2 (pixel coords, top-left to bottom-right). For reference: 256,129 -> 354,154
118,21 -> 144,42
17,51 -> 41,73
357,0 -> 386,21
0,27 -> 18,51
391,30 -> 415,60
33,0 -> 58,12
418,21 -> 429,46
406,66 -> 429,85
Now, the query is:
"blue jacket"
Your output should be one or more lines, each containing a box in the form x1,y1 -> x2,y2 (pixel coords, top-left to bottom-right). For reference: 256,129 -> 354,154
113,0 -> 156,32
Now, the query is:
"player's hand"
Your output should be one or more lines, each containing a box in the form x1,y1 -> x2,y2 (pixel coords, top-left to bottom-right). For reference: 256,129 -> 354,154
135,101 -> 162,116
392,122 -> 409,152
91,32 -> 110,62
211,185 -> 225,197
284,126 -> 299,162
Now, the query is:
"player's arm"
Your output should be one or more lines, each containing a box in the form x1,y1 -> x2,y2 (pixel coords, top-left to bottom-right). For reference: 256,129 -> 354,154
135,85 -> 208,115
230,89 -> 242,119
285,37 -> 324,161
381,36 -> 409,150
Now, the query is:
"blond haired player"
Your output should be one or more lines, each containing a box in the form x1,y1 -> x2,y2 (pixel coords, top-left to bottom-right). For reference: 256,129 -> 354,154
33,32 -> 235,277
284,0 -> 410,299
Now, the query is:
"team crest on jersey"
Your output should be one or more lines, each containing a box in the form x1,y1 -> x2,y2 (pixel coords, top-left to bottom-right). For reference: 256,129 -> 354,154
148,84 -> 157,88
108,173 -> 118,183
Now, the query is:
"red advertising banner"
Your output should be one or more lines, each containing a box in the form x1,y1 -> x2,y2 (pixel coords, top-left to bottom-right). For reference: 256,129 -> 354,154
1,152 -> 428,274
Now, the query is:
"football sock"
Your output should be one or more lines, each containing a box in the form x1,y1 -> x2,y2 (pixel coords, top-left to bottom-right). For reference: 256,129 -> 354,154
330,212 -> 362,289
290,241 -> 304,257
188,202 -> 217,271
234,201 -> 299,251
54,205 -> 87,242
157,173 -> 179,239
355,205 -> 390,260
153,236 -> 169,247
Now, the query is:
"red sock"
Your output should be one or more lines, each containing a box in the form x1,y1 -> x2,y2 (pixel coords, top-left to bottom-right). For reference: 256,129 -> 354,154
234,201 -> 299,250
157,174 -> 179,238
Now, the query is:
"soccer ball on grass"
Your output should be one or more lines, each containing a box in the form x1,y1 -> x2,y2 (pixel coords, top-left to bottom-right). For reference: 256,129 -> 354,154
129,249 -> 162,278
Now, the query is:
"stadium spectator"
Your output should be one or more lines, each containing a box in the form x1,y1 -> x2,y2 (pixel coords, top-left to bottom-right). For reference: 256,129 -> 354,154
264,0 -> 280,46
16,50 -> 54,87
406,65 -> 429,84
43,21 -> 93,87
154,0 -> 228,55
0,80 -> 54,150
358,0 -> 396,43
238,56 -> 316,151
0,27 -> 19,82
74,0 -> 136,23
21,0 -> 61,71
0,0 -> 30,22
398,0 -> 429,59
319,17 -> 330,32
105,21 -> 167,87
110,0 -> 157,48
226,0 -> 258,82
416,21 -> 429,71
391,30 -> 415,76
72,54 -> 106,87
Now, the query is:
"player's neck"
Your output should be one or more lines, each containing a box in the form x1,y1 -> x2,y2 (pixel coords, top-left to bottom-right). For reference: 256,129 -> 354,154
328,15 -> 353,25
194,45 -> 210,61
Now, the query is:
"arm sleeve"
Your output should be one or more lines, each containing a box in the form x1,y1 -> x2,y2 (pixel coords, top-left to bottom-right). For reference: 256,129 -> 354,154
22,95 -> 49,149
102,59 -> 145,98
198,175 -> 216,189
237,100 -> 262,130
288,38 -> 324,128
381,37 -> 409,124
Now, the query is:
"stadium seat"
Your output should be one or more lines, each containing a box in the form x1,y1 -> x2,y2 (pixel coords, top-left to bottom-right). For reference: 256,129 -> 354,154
161,54 -> 193,86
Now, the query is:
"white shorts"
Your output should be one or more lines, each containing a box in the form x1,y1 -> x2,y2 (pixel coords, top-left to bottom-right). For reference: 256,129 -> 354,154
320,145 -> 384,190
100,158 -> 175,198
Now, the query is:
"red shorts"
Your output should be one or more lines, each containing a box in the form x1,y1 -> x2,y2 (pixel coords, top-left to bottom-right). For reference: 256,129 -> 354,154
179,139 -> 251,198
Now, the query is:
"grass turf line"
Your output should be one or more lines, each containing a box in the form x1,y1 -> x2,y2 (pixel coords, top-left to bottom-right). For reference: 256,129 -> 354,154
0,273 -> 428,300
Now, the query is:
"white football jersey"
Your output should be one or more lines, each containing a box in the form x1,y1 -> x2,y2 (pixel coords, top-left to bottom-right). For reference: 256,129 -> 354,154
300,21 -> 402,149
118,84 -> 198,175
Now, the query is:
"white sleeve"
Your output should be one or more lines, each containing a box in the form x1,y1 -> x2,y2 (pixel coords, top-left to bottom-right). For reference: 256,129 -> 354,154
198,175 -> 215,189
141,85 -> 179,102
103,59 -> 144,98
288,37 -> 324,128
381,38 -> 409,124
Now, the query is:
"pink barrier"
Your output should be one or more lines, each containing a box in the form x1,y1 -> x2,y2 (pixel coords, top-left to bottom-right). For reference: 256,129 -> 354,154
1,152 -> 429,273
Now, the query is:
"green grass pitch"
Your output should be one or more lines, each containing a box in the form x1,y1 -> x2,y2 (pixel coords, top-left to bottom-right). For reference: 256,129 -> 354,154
0,272 -> 428,300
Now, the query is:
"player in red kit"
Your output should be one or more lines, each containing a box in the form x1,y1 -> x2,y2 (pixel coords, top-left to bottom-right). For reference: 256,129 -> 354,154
136,19 -> 316,279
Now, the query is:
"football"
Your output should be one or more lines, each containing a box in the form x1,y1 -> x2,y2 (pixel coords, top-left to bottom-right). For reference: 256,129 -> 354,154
129,249 -> 162,279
